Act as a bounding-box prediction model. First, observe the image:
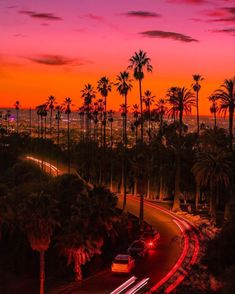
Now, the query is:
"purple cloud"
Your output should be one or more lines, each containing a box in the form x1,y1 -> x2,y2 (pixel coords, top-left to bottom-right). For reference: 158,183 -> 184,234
211,28 -> 235,35
28,55 -> 77,66
204,7 -> 235,23
19,10 -> 63,21
139,30 -> 199,42
124,11 -> 161,18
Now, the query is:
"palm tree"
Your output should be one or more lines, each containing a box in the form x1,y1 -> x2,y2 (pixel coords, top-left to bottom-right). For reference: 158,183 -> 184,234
155,98 -> 167,134
192,152 -> 233,223
192,74 -> 204,134
18,192 -> 59,294
42,104 -> 48,139
14,100 -> 20,133
116,71 -> 133,147
115,71 -> 133,210
55,105 -> 63,175
81,84 -> 96,141
47,96 -> 56,138
167,87 -> 179,124
143,90 -> 155,141
108,110 -> 114,148
209,95 -> 219,128
167,87 -> 196,211
5,110 -> 11,134
64,97 -> 72,173
132,104 -> 140,145
128,50 -> 153,143
97,77 -> 112,147
214,78 -> 235,150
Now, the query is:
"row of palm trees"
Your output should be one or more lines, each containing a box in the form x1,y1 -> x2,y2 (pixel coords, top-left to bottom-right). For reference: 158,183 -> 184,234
1,51 -> 234,221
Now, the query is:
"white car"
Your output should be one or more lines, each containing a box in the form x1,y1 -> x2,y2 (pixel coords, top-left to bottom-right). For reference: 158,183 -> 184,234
111,254 -> 135,273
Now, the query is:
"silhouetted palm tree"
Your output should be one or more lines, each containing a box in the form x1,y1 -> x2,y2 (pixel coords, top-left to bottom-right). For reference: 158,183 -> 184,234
14,100 -> 20,133
214,78 -> 235,150
167,87 -> 179,124
192,74 -> 204,134
81,84 -> 96,141
97,76 -> 112,147
64,97 -> 72,173
55,105 -> 63,175
132,104 -> 140,145
209,95 -> 218,128
143,90 -> 155,141
47,96 -> 56,138
116,71 -> 133,147
155,98 -> 167,134
116,71 -> 132,210
167,87 -> 195,211
128,50 -> 153,143
18,192 -> 59,294
192,152 -> 233,223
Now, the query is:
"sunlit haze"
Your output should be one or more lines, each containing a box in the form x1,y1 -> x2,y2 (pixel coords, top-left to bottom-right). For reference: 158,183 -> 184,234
0,0 -> 234,114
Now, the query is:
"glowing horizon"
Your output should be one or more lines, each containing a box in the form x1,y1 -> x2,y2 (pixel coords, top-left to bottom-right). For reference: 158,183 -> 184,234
0,0 -> 234,115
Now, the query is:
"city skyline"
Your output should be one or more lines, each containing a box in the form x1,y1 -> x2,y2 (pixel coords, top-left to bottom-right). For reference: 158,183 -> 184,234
0,0 -> 234,113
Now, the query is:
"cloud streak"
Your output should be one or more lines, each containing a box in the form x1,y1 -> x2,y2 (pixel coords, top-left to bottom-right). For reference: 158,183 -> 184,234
124,11 -> 161,18
19,10 -> 63,21
139,30 -> 198,42
28,55 -> 78,66
211,28 -> 235,35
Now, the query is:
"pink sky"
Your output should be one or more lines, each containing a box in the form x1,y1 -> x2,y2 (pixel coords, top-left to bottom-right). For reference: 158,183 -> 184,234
0,0 -> 234,114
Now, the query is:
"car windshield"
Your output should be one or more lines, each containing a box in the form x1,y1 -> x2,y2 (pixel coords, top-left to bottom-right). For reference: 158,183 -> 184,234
114,259 -> 128,264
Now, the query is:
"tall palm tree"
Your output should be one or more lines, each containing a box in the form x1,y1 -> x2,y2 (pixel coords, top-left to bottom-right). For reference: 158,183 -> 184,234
64,97 -> 72,173
47,96 -> 56,138
132,104 -> 140,145
14,100 -> 20,133
42,104 -> 48,139
166,87 -> 179,124
55,105 -> 63,175
214,78 -> 235,150
167,87 -> 196,211
209,95 -> 218,128
116,71 -> 133,147
128,50 -> 153,143
192,74 -> 204,134
18,192 -> 59,294
81,84 -> 96,141
192,152 -> 233,223
155,98 -> 167,134
115,71 -> 133,210
143,90 -> 155,141
97,77 -> 112,147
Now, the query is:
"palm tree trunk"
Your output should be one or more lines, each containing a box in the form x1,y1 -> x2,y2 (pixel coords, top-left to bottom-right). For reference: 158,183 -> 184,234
29,108 -> 32,136
57,119 -> 60,176
196,90 -> 200,134
139,79 -> 144,143
195,183 -> 200,210
229,107 -> 234,150
172,151 -> 181,212
67,113 -> 70,174
103,96 -> 107,147
74,255 -> 82,281
159,175 -> 164,201
16,109 -> 19,133
40,251 -> 45,294
210,183 -> 216,224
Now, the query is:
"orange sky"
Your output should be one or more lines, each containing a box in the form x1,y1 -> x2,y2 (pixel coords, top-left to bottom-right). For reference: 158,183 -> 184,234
0,0 -> 234,115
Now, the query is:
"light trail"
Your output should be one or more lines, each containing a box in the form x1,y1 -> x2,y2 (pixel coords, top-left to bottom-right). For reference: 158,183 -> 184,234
150,219 -> 189,292
129,196 -> 201,293
110,276 -> 137,294
26,156 -> 60,175
126,278 -> 150,294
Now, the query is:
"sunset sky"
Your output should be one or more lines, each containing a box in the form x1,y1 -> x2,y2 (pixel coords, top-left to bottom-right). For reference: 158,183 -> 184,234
0,0 -> 234,114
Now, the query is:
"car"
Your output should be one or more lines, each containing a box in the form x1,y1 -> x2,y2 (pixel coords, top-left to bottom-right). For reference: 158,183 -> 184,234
141,230 -> 160,250
127,240 -> 149,258
111,254 -> 135,273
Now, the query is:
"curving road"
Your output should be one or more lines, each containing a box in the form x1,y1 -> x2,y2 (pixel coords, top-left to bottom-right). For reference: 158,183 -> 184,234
26,155 -> 201,294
